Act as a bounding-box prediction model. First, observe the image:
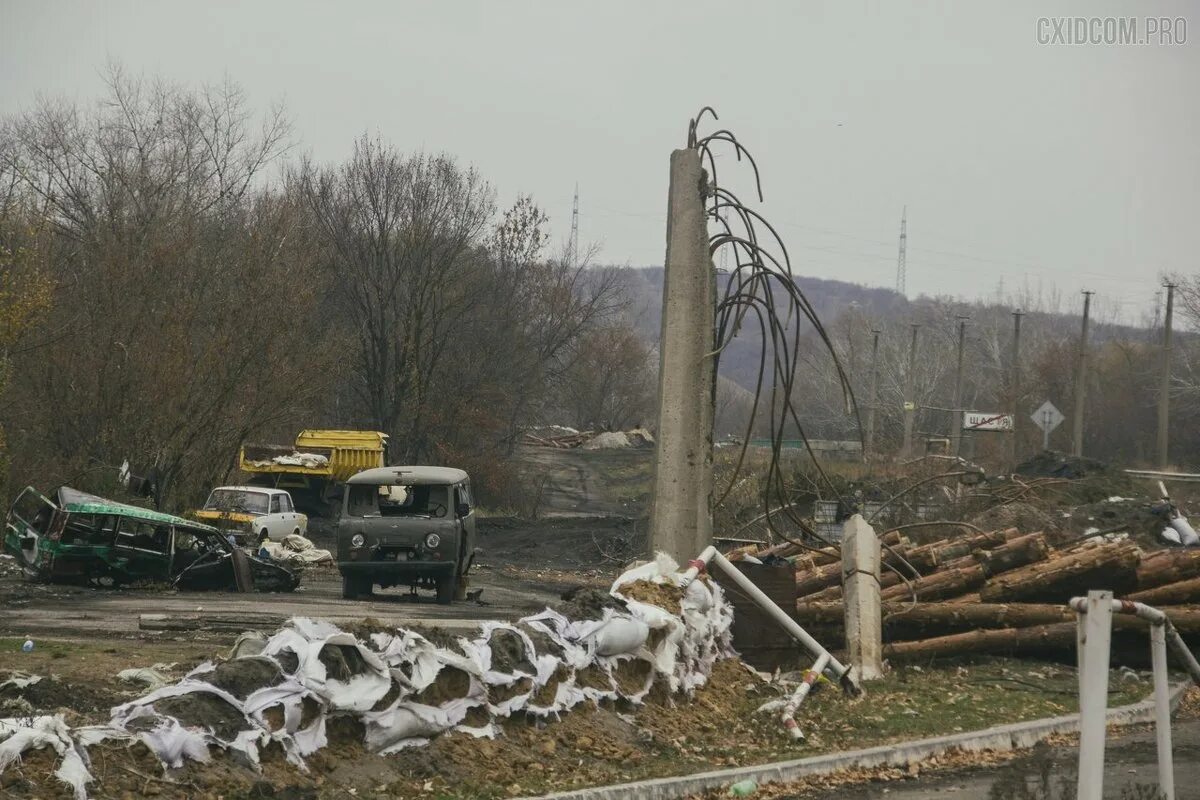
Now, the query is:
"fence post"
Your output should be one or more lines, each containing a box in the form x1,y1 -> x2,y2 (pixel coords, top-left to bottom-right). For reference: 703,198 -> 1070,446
1150,624 -> 1175,800
1076,589 -> 1113,800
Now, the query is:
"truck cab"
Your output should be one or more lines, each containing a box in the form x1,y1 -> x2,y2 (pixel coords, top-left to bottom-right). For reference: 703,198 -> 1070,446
336,466 -> 475,604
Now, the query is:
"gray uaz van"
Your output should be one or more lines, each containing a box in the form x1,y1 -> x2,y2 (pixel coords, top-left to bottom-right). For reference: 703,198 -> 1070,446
336,466 -> 476,603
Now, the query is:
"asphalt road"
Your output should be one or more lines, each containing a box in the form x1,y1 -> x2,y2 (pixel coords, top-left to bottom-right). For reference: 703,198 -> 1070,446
0,565 -> 572,641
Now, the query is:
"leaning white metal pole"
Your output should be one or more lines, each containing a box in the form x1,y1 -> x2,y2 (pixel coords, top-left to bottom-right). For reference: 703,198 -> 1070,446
1150,624 -> 1176,800
680,545 -> 718,587
1076,589 -> 1113,800
781,651 -> 830,740
708,550 -> 854,688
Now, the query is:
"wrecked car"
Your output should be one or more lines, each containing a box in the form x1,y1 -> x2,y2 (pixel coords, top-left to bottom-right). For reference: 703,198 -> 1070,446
190,486 -> 307,544
3,486 -> 299,592
337,466 -> 476,603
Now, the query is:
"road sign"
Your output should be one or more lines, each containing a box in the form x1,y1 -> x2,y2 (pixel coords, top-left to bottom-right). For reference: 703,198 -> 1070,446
1031,400 -> 1065,449
964,412 -> 1013,431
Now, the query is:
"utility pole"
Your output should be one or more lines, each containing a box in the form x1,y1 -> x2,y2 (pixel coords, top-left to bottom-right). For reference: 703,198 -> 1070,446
1010,310 -> 1023,466
864,329 -> 881,458
1157,283 -> 1176,468
901,324 -> 919,459
895,207 -> 907,297
569,184 -> 580,268
1072,291 -> 1093,457
648,149 -> 715,563
950,316 -> 968,458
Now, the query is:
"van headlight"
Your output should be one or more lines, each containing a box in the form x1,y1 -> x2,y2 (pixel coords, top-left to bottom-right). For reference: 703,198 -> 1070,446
424,533 -> 441,549
351,534 -> 365,548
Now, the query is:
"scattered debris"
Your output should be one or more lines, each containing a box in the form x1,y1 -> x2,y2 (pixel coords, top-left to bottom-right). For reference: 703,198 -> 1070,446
261,534 -> 333,565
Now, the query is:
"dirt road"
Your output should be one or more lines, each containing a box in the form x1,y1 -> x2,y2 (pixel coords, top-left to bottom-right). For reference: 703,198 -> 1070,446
0,516 -> 632,642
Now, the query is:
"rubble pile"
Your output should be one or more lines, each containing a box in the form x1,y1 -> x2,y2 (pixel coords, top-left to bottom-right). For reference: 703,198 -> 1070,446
0,557 -> 733,799
734,528 -> 1200,661
522,426 -> 655,450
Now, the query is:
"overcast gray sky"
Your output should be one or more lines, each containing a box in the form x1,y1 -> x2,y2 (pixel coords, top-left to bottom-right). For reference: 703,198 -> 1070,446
2,1 -> 1196,321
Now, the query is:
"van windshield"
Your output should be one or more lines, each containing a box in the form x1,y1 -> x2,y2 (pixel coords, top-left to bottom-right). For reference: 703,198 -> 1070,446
204,489 -> 269,515
347,484 -> 450,517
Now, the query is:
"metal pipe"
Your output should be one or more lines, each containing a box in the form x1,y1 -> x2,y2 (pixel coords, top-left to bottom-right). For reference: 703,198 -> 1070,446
781,651 -> 829,740
680,545 -> 718,586
1075,590 -> 1113,800
1068,596 -> 1200,682
1151,624 -> 1176,800
708,550 -> 857,693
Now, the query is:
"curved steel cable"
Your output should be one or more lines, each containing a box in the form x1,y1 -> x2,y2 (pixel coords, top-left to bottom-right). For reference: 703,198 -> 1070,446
688,107 -> 864,551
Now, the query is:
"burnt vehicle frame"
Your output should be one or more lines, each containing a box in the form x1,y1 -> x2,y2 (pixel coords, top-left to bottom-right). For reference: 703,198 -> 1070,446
3,486 -> 298,592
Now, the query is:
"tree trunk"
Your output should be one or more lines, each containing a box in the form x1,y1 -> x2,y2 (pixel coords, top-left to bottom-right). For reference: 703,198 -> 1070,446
1135,549 -> 1200,591
938,533 -> 1048,577
976,532 -> 1051,577
978,541 -> 1141,603
1126,576 -> 1200,605
885,622 -> 1077,660
884,610 -> 1200,660
804,566 -> 911,602
796,602 -> 1075,639
902,528 -> 1018,572
794,560 -> 843,598
878,564 -> 987,603
791,547 -> 840,570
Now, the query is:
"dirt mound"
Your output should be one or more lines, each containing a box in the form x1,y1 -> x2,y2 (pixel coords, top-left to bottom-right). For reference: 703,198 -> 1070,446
413,667 -> 471,706
0,673 -> 122,721
555,585 -> 624,621
406,624 -> 466,654
317,643 -> 370,682
618,579 -> 684,615
154,691 -> 247,740
1063,496 -> 1166,547
205,657 -> 283,700
487,629 -> 535,675
1016,451 -> 1112,479
970,502 -> 1060,535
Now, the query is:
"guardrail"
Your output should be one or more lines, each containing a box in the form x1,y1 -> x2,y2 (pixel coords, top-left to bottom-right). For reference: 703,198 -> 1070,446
1069,591 -> 1200,800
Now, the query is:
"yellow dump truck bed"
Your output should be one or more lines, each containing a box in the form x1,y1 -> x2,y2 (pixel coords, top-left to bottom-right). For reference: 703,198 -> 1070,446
240,430 -> 388,483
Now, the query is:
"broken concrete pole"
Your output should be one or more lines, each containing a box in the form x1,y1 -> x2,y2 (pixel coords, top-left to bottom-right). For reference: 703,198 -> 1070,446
648,148 -> 716,564
842,514 -> 883,681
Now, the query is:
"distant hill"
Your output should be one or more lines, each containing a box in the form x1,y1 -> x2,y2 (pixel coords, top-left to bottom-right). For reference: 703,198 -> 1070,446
615,265 -> 1158,393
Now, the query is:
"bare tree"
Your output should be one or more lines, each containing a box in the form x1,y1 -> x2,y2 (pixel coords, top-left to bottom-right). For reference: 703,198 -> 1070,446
0,68 -> 328,506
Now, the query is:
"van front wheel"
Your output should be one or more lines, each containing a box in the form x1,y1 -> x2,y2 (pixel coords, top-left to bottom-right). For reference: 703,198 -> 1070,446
435,575 -> 457,605
342,574 -> 371,600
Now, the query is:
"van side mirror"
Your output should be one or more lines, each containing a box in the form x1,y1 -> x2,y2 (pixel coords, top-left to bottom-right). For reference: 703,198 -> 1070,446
456,503 -> 470,518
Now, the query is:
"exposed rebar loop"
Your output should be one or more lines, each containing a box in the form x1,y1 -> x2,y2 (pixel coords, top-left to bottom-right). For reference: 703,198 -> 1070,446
686,108 -> 865,559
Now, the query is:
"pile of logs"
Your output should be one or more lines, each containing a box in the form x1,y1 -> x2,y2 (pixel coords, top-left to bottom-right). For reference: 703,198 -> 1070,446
735,529 -> 1200,662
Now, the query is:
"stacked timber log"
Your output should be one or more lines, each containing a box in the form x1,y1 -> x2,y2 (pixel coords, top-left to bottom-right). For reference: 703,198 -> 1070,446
734,530 -> 1200,662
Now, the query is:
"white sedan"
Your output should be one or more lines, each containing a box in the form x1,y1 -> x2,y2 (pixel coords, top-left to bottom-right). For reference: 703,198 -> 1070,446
194,486 -> 307,542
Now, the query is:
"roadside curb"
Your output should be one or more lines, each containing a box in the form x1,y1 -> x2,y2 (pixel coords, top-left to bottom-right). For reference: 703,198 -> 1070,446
523,681 -> 1192,800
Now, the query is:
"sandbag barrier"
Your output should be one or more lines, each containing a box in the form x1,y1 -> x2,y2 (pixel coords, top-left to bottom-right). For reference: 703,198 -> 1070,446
0,554 -> 734,799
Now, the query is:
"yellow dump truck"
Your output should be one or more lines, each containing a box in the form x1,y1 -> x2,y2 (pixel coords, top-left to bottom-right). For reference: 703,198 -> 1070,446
239,430 -> 389,515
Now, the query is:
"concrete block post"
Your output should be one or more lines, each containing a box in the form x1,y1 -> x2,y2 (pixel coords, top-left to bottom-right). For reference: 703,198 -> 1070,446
648,148 -> 716,564
842,514 -> 883,682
